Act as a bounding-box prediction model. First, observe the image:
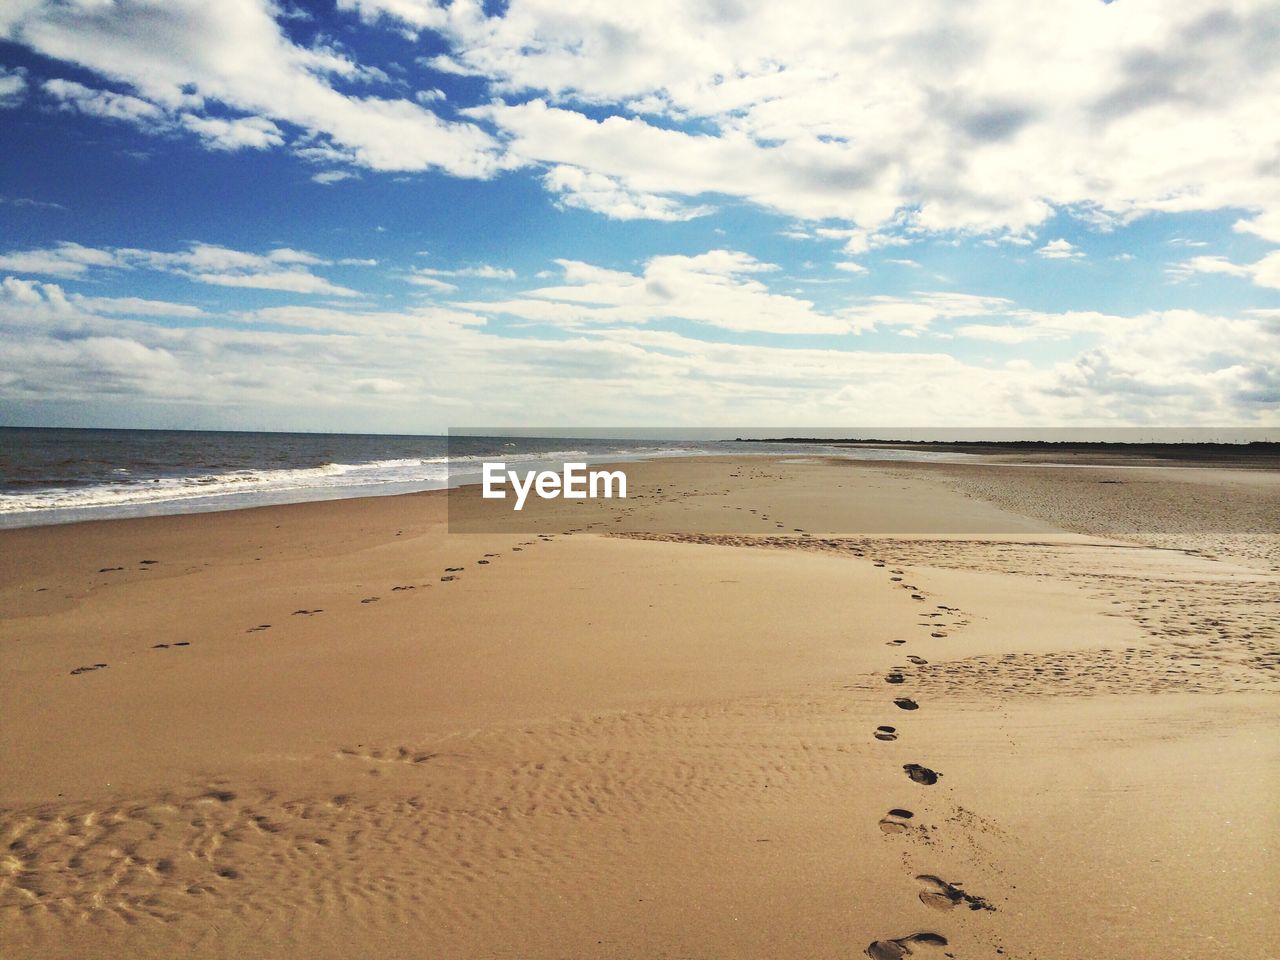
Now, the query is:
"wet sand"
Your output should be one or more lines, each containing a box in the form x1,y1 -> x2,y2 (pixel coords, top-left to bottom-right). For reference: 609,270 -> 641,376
2,455 -> 1277,959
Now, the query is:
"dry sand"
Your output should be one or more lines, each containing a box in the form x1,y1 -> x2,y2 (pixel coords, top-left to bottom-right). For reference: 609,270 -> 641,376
1,455 -> 1277,959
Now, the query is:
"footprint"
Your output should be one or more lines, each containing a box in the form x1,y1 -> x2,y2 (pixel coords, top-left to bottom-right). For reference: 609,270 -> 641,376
930,632 -> 947,638
98,566 -> 124,573
391,585 -> 415,591
885,672 -> 906,684
903,763 -> 940,785
917,875 -> 995,912
477,560 -> 490,565
441,575 -> 458,582
894,698 -> 919,710
907,655 -> 929,665
361,597 -> 380,604
874,725 -> 898,742
69,663 -> 108,675
877,808 -> 915,833
865,933 -> 948,959
246,624 -> 271,633
292,608 -> 324,615
887,639 -> 907,646
445,567 -> 464,572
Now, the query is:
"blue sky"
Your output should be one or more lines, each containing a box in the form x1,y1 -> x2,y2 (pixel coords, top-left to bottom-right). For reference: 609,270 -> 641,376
0,0 -> 1277,431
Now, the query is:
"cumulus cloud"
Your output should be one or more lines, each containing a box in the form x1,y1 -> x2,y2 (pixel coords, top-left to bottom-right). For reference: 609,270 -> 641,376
542,165 -> 713,222
43,77 -> 166,128
1036,239 -> 1084,260
72,295 -> 206,317
413,264 -> 517,280
6,1 -> 1279,239
4,0 -> 506,177
0,65 -> 27,107
431,0 -> 1280,236
2,273 -> 1275,426
1234,211 -> 1280,244
180,114 -> 284,151
312,169 -> 360,185
0,241 -> 123,278
0,240 -> 363,296
1174,252 -> 1280,289
461,249 -> 853,335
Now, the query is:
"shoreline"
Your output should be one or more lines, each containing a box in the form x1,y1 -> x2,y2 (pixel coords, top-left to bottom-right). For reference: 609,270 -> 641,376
5,444 -> 1278,532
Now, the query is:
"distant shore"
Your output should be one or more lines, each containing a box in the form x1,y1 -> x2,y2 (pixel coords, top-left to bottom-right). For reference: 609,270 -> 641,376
738,437 -> 1280,467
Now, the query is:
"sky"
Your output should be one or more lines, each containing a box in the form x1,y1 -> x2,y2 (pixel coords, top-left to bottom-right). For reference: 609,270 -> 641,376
0,0 -> 1277,432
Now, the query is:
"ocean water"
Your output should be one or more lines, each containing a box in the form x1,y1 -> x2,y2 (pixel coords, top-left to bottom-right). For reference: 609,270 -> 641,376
0,430 -> 647,527
4,426 -> 1268,528
0,428 -> 848,527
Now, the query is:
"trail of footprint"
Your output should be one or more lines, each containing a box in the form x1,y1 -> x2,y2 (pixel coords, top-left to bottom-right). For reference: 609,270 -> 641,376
916,874 -> 995,912
878,808 -> 915,834
903,763 -> 940,785
865,932 -> 948,959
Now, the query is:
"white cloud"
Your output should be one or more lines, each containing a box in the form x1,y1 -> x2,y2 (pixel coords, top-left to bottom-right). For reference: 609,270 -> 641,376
1233,211 -> 1280,244
2,274 -> 1275,426
404,273 -> 459,293
0,65 -> 27,107
312,169 -> 360,185
413,264 -> 516,280
0,240 -> 362,296
0,241 -> 123,278
7,1 -> 1279,239
5,0 -> 506,177
423,0 -> 1280,236
72,295 -> 205,317
1175,251 -> 1280,289
43,77 -> 166,128
1036,238 -> 1084,260
460,249 -> 854,335
180,114 -> 284,151
833,261 -> 867,274
542,164 -> 713,222
0,194 -> 66,210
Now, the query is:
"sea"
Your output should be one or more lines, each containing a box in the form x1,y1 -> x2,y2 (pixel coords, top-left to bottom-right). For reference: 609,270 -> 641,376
0,428 -> 840,528
1,426 -> 1270,528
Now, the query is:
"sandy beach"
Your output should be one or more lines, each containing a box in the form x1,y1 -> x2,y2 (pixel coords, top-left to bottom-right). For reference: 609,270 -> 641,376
2,454 -> 1277,959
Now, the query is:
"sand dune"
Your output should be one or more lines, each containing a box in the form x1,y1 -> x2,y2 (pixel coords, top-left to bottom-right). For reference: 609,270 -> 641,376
2,455 -> 1277,958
